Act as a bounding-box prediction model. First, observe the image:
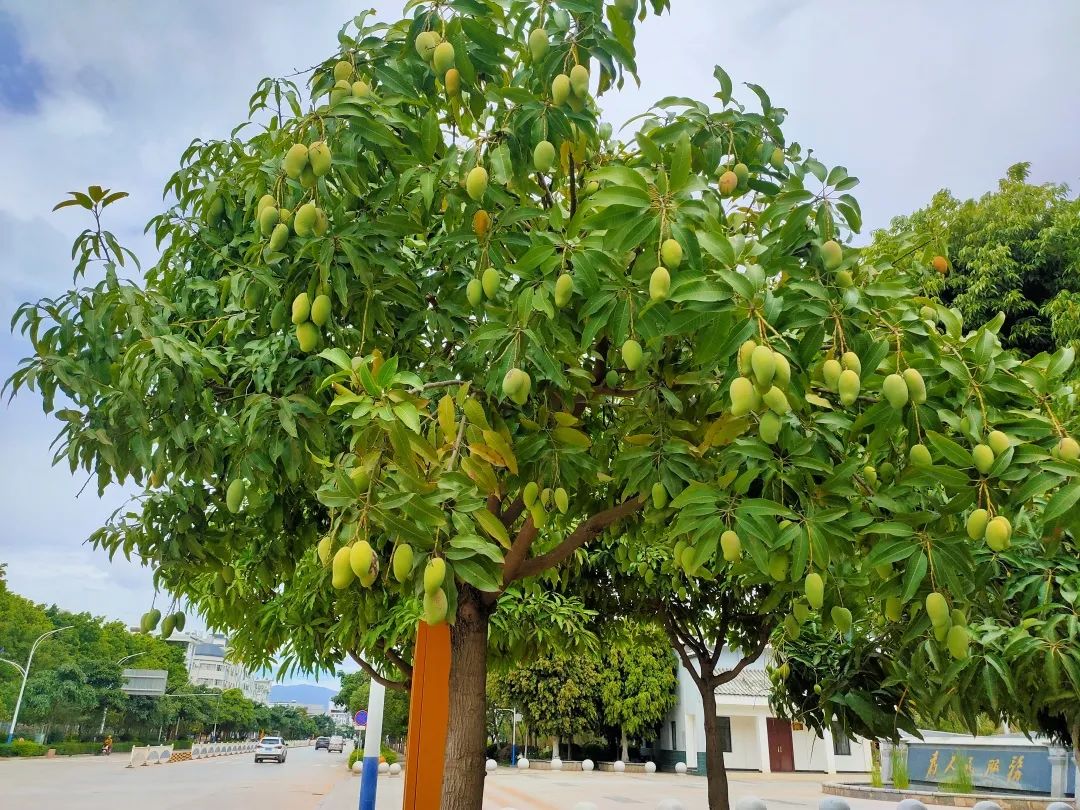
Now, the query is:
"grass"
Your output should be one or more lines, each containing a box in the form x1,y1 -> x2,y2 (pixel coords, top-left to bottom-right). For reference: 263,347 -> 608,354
891,746 -> 910,789
939,755 -> 975,794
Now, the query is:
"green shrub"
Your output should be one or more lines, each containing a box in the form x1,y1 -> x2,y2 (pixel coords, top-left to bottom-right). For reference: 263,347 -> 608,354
891,747 -> 910,789
52,741 -> 100,755
0,740 -> 48,757
381,744 -> 398,765
347,747 -> 362,769
940,754 -> 975,794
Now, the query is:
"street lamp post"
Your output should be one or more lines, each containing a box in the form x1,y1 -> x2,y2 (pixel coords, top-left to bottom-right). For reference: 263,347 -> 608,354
493,707 -> 521,765
2,626 -> 73,744
99,652 -> 147,738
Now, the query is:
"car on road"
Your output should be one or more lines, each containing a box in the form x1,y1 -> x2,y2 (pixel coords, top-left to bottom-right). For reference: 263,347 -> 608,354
254,736 -> 287,763
328,735 -> 344,753
314,736 -> 330,750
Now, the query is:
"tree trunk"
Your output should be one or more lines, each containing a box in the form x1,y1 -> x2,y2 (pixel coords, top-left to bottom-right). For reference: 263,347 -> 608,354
700,685 -> 732,810
440,586 -> 491,810
1072,718 -> 1079,810
551,736 -> 558,760
621,727 -> 629,762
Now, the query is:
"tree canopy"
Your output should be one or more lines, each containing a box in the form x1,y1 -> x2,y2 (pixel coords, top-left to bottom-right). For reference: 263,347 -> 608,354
868,162 -> 1080,359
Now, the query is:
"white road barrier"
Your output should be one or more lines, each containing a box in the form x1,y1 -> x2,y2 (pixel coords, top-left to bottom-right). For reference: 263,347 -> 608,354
127,746 -> 149,768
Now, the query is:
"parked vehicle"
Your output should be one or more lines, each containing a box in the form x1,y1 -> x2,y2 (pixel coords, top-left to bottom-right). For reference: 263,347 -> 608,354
254,736 -> 287,764
315,736 -> 330,750
328,735 -> 344,753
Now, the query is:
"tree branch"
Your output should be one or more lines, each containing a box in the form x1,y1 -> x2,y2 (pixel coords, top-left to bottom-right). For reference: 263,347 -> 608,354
569,153 -> 578,218
512,495 -> 646,581
501,515 -> 538,586
348,650 -> 410,691
382,646 -> 414,680
500,495 -> 526,527
712,622 -> 770,688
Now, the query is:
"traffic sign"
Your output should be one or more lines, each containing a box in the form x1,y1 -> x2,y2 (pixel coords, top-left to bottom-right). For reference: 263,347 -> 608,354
355,709 -> 368,727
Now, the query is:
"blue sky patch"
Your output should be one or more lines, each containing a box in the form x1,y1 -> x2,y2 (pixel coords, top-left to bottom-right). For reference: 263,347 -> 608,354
0,11 -> 44,114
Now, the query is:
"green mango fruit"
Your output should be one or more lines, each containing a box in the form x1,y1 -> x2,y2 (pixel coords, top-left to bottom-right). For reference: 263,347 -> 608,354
317,536 -> 333,565
909,444 -> 932,466
821,240 -> 843,270
1056,436 -> 1079,460
881,373 -> 908,409
836,270 -> 853,288
966,508 -> 989,541
759,411 -> 781,444
432,41 -> 455,75
604,369 -> 619,387
466,279 -> 483,307
972,444 -> 995,474
310,294 -> 332,327
729,376 -> 759,417
528,28 -> 549,62
920,305 -> 936,321
423,557 -> 444,596
308,141 -> 332,177
651,482 -> 668,509
569,64 -> 589,97
622,339 -> 643,371
554,273 -> 574,308
822,358 -> 843,391
269,223 -> 289,252
291,292 -> 311,324
831,606 -> 852,634
903,367 -> 927,404
533,140 -> 556,173
205,196 -> 225,226
947,625 -> 970,660
226,479 -> 246,513
173,612 -> 186,632
987,430 -> 1011,456
840,351 -> 861,375
283,144 -> 309,179
523,481 -> 539,508
502,368 -> 529,399
738,340 -> 757,375
733,162 -> 749,185
763,386 -> 790,415
349,540 -> 375,580
414,31 -> 440,61
838,369 -> 860,406
805,573 -> 824,609
293,202 -> 317,236
296,322 -> 319,353
926,591 -> 949,628
768,552 -> 789,582
751,344 -> 776,386
333,60 -> 353,81
985,515 -> 1012,551
423,588 -> 448,625
718,170 -> 738,196
660,239 -> 683,269
466,166 -> 489,201
784,614 -> 801,640
649,266 -> 670,302
352,80 -> 371,98
313,207 -> 328,236
554,487 -> 568,514
482,267 -> 500,299
160,614 -> 176,639
773,352 -> 791,389
258,205 -> 279,236
793,602 -> 810,624
720,530 -> 741,562
391,544 -> 414,583
770,147 -> 785,170
884,596 -> 903,622
552,74 -> 571,106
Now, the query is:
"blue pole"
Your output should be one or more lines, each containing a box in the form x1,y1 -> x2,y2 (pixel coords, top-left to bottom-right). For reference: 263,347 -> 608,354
358,678 -> 385,810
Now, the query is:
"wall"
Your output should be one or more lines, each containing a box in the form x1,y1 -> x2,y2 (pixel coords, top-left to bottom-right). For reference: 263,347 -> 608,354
723,714 -> 762,770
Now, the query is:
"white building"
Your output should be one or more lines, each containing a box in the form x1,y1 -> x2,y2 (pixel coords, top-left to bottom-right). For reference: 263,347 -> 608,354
270,700 -> 327,717
167,631 -> 272,705
329,702 -> 352,728
659,647 -> 873,775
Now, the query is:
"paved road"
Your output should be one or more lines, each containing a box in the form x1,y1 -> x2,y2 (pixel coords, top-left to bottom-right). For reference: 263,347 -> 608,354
0,741 -> 352,810
2,747 -> 951,810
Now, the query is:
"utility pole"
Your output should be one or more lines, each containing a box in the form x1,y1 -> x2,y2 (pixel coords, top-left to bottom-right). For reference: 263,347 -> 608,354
99,652 -> 146,738
1,626 -> 72,744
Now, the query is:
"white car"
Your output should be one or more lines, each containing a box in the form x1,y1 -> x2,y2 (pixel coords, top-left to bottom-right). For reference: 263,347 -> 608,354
328,735 -> 344,753
255,736 -> 287,763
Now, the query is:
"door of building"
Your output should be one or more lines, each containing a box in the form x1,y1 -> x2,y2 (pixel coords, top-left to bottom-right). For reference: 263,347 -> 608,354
766,717 -> 795,772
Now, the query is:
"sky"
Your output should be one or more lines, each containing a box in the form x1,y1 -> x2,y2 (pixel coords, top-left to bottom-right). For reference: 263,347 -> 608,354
1,0 -> 1079,688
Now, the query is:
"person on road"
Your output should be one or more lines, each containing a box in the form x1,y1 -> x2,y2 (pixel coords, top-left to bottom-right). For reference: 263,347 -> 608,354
102,735 -> 113,755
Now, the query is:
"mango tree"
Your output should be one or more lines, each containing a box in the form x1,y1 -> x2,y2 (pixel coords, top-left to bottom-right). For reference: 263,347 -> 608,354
9,1 -> 1080,809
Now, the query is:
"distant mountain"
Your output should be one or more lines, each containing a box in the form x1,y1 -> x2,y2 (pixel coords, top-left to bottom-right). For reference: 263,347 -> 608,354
269,683 -> 339,709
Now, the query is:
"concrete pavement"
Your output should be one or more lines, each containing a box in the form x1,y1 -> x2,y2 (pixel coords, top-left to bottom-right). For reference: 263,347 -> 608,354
0,740 -> 351,810
2,746 -> 955,810
318,768 -> 957,810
